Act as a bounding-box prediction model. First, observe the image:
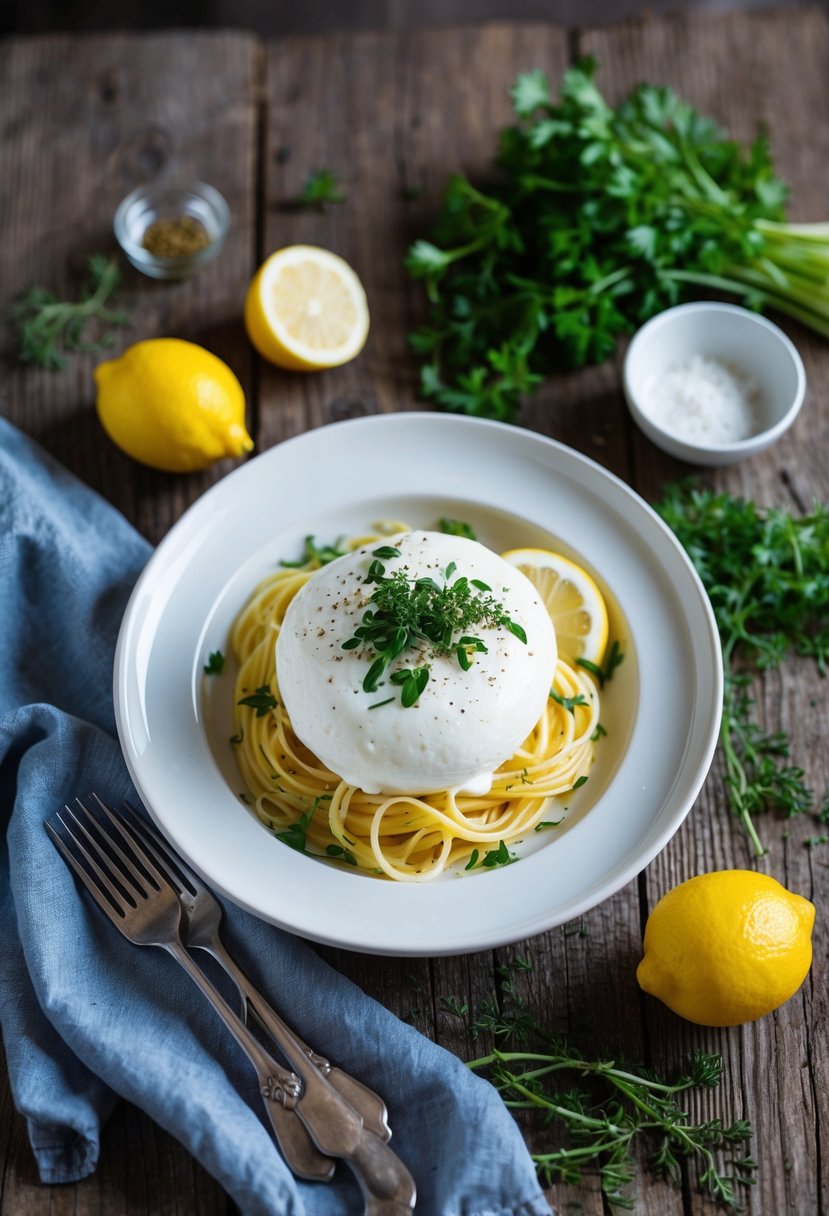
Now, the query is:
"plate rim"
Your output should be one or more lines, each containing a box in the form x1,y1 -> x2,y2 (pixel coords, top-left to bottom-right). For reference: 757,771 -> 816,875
114,413 -> 723,956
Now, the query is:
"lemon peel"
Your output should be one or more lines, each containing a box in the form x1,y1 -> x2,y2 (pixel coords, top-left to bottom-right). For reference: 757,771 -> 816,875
94,338 -> 252,473
637,870 -> 815,1027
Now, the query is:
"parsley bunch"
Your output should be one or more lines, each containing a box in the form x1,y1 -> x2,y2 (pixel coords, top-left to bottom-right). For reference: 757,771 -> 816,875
657,484 -> 829,854
407,59 -> 829,421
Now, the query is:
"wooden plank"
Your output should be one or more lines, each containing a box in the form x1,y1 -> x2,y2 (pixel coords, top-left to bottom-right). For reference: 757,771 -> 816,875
260,24 -> 575,443
0,30 -> 260,1216
0,32 -> 261,545
582,11 -> 829,1214
260,28 -> 667,1215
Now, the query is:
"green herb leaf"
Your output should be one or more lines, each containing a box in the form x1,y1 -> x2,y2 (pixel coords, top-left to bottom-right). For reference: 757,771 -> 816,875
280,535 -> 348,568
325,843 -> 358,865
549,689 -> 587,714
10,255 -> 131,370
203,650 -> 225,676
438,517 -> 478,540
481,840 -> 514,867
576,640 -> 625,688
237,685 -> 278,717
296,169 -> 347,206
657,484 -> 829,855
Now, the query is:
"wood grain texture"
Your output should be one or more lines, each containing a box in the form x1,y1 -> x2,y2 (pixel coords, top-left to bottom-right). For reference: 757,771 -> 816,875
0,31 -> 261,544
1,13 -> 828,1216
583,11 -> 829,1215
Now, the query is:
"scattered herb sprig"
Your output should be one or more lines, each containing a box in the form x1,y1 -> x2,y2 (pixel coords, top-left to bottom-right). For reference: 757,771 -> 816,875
280,535 -> 349,568
279,169 -> 347,210
469,1043 -> 755,1211
407,58 -> 829,421
657,484 -> 829,854
435,978 -> 755,1210
10,254 -> 131,370
342,546 -> 527,706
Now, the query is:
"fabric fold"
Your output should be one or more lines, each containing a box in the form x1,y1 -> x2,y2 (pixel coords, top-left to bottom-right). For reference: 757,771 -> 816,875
0,418 -> 551,1216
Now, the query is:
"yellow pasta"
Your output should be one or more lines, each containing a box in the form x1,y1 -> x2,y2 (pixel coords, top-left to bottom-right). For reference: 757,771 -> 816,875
229,534 -> 601,882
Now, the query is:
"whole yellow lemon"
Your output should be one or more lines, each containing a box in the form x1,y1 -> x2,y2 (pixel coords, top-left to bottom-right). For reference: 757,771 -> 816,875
637,870 -> 814,1027
94,338 -> 253,473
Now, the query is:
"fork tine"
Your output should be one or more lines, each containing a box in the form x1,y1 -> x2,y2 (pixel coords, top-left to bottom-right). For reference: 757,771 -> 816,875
82,795 -> 167,895
46,813 -> 130,921
62,802 -> 147,904
68,799 -> 155,899
119,799 -> 200,899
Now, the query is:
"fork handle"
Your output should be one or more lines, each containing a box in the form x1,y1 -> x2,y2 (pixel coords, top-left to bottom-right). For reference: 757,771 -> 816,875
184,945 -> 415,1207
160,941 -> 336,1182
199,941 -> 392,1142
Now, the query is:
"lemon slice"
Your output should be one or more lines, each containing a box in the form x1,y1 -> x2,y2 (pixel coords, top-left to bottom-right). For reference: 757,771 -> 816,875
244,245 -> 370,371
501,547 -> 609,665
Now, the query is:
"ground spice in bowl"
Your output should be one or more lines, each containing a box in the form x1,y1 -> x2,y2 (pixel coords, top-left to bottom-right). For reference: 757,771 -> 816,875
141,215 -> 212,258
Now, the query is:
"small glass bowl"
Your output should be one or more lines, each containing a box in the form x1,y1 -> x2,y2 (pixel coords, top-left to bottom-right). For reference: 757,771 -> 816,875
114,181 -> 230,280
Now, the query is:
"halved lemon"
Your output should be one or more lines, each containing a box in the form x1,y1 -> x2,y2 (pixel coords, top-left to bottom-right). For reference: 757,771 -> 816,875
501,548 -> 609,666
244,245 -> 370,371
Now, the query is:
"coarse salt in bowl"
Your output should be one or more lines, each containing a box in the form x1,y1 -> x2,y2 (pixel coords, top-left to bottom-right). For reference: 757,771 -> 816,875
623,302 -> 806,465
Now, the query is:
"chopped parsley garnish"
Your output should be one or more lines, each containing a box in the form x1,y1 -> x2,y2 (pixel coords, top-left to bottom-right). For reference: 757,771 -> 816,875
549,689 -> 588,714
203,650 -> 225,676
280,535 -> 348,568
325,843 -> 358,866
274,794 -> 331,853
534,817 -> 564,832
481,840 -> 516,868
237,684 -> 278,717
577,640 -> 625,688
438,518 -> 478,540
343,553 -> 527,707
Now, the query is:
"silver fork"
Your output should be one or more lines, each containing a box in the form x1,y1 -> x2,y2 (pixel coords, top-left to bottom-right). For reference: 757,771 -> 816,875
119,799 -> 392,1145
47,798 -> 417,1215
47,799 -> 334,1182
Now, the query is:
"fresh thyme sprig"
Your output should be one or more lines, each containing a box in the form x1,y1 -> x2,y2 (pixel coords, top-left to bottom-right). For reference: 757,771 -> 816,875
9,254 -> 131,370
432,976 -> 756,1210
468,1044 -> 755,1211
657,484 -> 829,854
342,546 -> 527,706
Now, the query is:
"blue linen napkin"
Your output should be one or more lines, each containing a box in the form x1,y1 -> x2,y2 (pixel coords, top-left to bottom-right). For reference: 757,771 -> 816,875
0,417 -> 552,1216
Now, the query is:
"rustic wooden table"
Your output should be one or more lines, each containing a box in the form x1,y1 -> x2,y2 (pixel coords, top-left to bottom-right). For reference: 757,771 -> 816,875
1,11 -> 827,1215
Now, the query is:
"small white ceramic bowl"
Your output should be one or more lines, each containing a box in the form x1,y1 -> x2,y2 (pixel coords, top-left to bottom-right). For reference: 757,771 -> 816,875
623,302 -> 806,465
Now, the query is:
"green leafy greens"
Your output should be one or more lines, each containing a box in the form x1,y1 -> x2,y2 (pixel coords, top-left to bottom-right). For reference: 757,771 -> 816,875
10,254 -> 131,370
657,484 -> 829,854
407,59 -> 829,421
342,546 -> 527,706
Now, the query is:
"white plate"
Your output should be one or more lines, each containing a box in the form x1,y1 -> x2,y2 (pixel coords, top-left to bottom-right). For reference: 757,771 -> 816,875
114,413 -> 722,956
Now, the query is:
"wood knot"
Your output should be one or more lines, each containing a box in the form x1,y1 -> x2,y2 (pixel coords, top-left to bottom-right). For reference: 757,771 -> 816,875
132,127 -> 173,176
98,72 -> 120,104
328,398 -> 373,423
